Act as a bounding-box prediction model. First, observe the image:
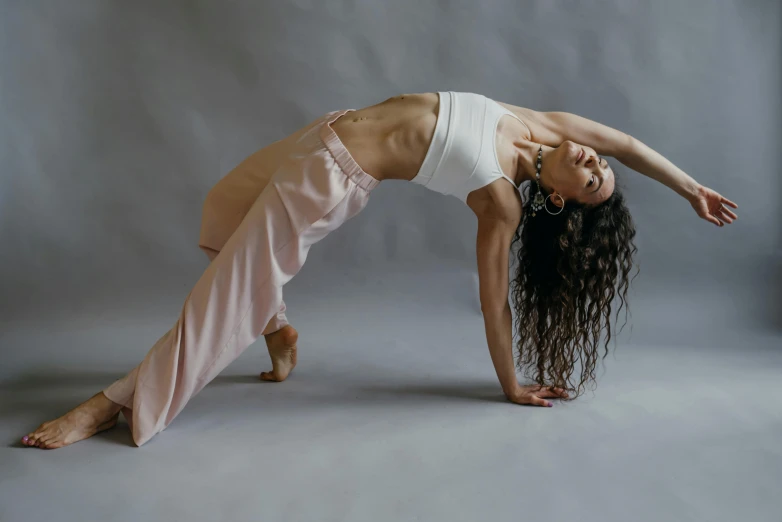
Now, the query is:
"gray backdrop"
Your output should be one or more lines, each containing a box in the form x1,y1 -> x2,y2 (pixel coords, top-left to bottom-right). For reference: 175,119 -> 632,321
1,0 -> 779,324
1,1 -> 780,521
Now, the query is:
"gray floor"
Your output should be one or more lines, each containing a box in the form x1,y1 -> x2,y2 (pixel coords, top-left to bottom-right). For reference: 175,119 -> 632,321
2,267 -> 781,522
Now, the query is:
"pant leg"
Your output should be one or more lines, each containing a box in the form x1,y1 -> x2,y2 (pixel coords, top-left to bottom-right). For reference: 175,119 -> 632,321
197,143 -> 299,336
103,111 -> 378,446
103,199 -> 288,430
200,244 -> 287,336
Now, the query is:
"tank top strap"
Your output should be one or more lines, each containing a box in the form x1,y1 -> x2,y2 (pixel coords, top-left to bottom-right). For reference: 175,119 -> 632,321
499,173 -> 522,191
482,98 -> 524,192
486,97 -> 533,140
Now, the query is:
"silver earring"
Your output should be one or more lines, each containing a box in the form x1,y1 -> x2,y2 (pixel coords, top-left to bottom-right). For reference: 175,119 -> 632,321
545,193 -> 565,215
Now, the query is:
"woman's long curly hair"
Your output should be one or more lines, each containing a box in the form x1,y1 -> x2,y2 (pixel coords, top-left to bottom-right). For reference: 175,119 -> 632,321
510,176 -> 639,400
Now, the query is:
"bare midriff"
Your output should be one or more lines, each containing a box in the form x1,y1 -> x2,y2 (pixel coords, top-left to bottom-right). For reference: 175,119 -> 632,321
328,93 -> 440,182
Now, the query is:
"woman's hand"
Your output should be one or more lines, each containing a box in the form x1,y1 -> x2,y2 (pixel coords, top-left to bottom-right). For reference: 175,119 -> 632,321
688,184 -> 738,227
506,384 -> 569,407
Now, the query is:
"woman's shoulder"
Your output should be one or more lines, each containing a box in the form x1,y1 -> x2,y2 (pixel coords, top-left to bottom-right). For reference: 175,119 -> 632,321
491,100 -> 565,147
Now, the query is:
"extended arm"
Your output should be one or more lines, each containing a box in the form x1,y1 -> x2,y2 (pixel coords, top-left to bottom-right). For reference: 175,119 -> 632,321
498,103 -> 738,226
540,111 -> 704,199
617,136 -> 738,225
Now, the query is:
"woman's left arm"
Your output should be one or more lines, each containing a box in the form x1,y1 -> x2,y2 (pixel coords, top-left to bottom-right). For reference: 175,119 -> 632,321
498,105 -> 739,226
616,135 -> 739,227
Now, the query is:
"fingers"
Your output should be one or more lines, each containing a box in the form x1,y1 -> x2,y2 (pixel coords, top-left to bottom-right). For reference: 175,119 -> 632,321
510,393 -> 550,407
720,197 -> 738,209
720,206 -> 738,220
536,386 -> 569,399
529,395 -> 553,407
716,208 -> 734,224
710,204 -> 736,226
517,385 -> 568,406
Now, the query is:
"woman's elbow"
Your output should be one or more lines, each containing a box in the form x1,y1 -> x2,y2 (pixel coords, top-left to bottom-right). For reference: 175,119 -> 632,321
614,133 -> 639,163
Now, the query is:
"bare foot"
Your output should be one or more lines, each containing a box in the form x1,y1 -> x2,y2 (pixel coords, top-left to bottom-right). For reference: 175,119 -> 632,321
21,392 -> 122,449
261,324 -> 298,382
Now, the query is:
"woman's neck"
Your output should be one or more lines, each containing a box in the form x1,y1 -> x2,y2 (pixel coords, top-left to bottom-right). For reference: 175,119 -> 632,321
514,140 -> 553,186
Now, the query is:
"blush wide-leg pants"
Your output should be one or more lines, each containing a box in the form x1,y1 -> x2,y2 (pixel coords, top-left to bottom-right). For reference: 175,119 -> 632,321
102,109 -> 379,447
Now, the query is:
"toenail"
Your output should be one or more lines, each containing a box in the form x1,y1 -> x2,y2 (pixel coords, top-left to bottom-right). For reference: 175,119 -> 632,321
23,436 -> 28,441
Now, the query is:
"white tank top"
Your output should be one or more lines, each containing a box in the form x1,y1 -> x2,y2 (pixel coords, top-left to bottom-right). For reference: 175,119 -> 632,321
411,91 -> 531,204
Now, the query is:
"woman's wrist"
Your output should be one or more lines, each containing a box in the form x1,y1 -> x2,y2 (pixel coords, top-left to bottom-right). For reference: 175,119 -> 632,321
503,383 -> 522,400
620,137 -> 703,203
680,178 -> 703,203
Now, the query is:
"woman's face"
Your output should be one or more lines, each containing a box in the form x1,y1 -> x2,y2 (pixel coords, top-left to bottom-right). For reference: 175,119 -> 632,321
542,140 -> 615,207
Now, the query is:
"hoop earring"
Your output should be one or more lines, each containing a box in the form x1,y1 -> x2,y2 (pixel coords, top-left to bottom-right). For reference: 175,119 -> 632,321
545,193 -> 565,216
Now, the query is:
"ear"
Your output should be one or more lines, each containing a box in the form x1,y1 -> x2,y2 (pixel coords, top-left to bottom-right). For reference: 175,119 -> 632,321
549,191 -> 565,208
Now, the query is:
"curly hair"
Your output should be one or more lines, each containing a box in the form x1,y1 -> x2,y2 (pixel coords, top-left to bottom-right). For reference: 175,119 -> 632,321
509,176 -> 639,400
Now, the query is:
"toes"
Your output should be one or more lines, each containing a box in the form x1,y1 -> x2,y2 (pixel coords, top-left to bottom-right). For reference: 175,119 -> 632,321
261,370 -> 290,382
39,438 -> 60,450
39,434 -> 58,448
26,433 -> 43,447
25,425 -> 51,447
260,371 -> 277,382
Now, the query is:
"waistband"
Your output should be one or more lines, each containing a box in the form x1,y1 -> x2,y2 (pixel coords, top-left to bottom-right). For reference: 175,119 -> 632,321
319,109 -> 381,192
411,91 -> 452,187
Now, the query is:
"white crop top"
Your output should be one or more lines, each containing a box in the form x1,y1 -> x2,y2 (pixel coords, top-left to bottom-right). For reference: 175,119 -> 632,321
410,91 -> 531,204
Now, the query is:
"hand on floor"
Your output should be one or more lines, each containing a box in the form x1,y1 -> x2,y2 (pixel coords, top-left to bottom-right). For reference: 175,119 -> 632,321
506,384 -> 569,407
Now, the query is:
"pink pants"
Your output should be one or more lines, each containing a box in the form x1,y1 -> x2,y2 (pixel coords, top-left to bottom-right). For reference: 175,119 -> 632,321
103,109 -> 379,447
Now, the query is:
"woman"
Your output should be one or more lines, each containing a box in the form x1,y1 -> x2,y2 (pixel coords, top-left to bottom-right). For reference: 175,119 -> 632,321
21,91 -> 737,449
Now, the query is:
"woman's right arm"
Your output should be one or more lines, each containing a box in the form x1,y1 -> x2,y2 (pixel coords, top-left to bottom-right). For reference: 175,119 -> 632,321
476,215 -> 570,407
475,213 -> 520,400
